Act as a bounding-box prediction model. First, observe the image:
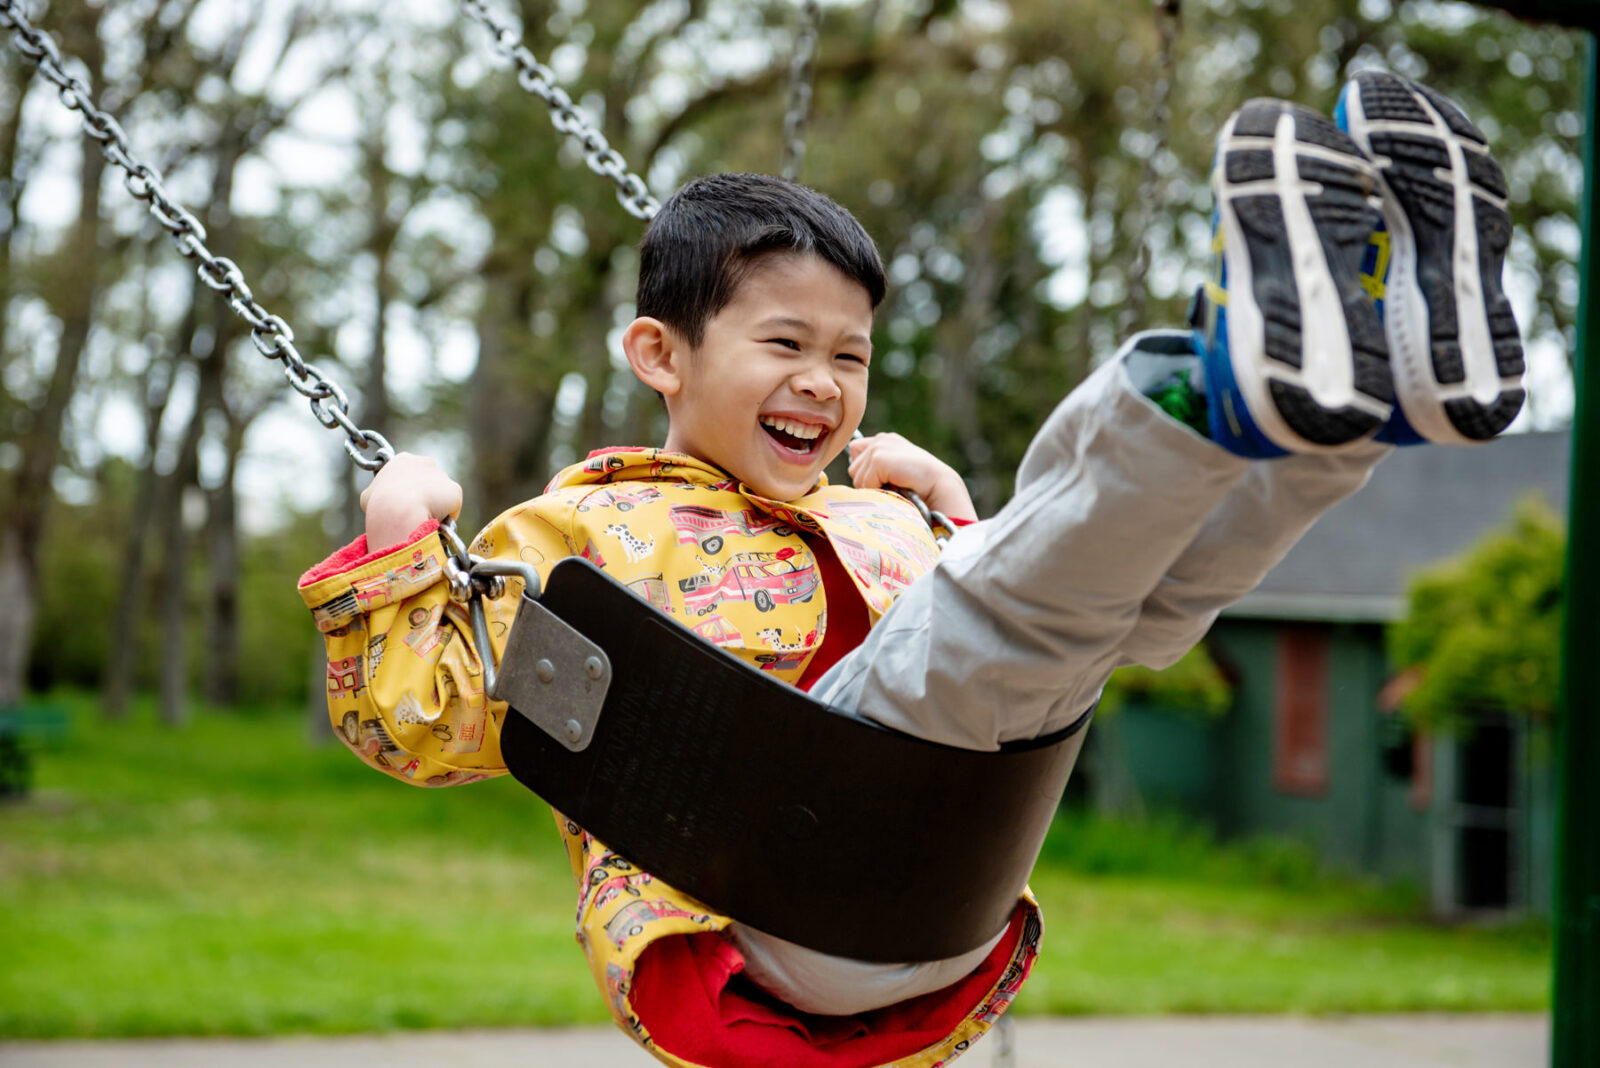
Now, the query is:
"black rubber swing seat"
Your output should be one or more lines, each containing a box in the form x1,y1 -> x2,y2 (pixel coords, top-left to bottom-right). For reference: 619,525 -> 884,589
497,557 -> 1091,964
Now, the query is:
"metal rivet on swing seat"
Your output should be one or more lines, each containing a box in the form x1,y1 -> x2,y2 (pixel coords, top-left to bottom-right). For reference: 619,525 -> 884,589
491,593 -> 612,753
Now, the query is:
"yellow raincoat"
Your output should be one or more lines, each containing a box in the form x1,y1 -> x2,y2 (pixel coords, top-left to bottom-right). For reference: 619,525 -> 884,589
298,447 -> 1041,1067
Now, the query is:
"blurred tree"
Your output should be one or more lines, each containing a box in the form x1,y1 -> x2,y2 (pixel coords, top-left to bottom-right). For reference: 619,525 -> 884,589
0,0 -> 106,707
1388,496 -> 1566,731
0,0 -> 1584,716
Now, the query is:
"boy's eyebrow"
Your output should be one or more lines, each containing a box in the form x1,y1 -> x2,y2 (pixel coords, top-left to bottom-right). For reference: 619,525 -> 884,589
756,315 -> 872,349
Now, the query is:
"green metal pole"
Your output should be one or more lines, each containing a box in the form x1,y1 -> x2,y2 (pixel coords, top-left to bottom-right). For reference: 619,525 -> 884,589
1552,32 -> 1600,1068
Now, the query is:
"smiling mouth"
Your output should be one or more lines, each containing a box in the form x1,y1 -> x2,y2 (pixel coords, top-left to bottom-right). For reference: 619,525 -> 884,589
759,416 -> 826,456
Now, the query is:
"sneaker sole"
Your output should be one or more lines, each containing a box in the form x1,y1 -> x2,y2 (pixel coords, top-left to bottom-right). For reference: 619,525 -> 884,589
1340,71 -> 1525,444
1210,99 -> 1393,453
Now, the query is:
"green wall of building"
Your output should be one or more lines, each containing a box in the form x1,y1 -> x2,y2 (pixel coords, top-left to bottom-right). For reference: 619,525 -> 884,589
1107,617 -> 1554,913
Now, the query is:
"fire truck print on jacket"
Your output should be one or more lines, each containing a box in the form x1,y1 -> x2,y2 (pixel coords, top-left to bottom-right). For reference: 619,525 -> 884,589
297,448 -> 1040,1068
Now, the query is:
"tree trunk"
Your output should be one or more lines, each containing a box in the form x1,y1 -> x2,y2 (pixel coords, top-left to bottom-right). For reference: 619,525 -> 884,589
0,529 -> 37,706
157,380 -> 206,726
305,631 -> 333,743
186,117 -> 252,708
935,191 -> 1006,515
158,315 -> 227,725
201,413 -> 244,707
0,12 -> 107,703
157,490 -> 192,725
103,343 -> 182,720
470,271 -> 557,508
0,55 -> 34,384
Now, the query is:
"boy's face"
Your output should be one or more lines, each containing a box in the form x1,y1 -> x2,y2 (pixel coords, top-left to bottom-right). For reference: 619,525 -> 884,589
661,252 -> 873,501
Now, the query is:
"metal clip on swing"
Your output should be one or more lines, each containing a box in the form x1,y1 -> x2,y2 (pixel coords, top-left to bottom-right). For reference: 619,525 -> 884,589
438,518 -> 615,752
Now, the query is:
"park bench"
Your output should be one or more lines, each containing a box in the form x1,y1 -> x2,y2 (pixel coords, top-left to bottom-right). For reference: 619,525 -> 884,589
0,702 -> 69,799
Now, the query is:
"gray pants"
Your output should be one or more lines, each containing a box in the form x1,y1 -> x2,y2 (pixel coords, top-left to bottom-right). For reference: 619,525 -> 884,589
733,332 -> 1390,1015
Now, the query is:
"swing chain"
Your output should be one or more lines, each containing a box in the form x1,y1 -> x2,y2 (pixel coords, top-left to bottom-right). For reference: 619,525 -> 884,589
901,486 -> 954,545
0,0 -> 395,473
458,0 -> 659,221
438,518 -> 504,603
1121,0 -> 1181,336
779,0 -> 821,181
437,514 -> 538,693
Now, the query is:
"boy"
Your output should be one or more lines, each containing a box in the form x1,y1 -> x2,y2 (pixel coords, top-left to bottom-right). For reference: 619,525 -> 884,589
299,70 -> 1522,1067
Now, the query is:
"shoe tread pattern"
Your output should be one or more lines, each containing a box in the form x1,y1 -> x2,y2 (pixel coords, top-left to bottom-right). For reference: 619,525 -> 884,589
1232,104 -> 1281,138
1233,193 -> 1304,370
1463,150 -> 1508,200
1474,199 -> 1524,379
1297,157 -> 1391,404
1229,100 -> 1390,446
1444,390 -> 1524,438
1225,149 -> 1275,184
1269,380 -> 1384,445
1358,72 -> 1523,439
1353,73 -> 1431,125
1414,82 -> 1487,144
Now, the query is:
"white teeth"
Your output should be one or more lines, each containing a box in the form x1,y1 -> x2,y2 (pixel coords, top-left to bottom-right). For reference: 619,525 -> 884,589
760,416 -> 824,440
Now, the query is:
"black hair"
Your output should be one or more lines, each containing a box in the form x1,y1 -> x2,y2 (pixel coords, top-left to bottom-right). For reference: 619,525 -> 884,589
636,173 -> 887,347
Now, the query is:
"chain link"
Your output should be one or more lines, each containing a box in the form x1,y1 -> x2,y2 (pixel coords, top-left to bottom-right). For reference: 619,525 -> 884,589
0,0 -> 394,472
459,0 -> 659,221
779,0 -> 821,181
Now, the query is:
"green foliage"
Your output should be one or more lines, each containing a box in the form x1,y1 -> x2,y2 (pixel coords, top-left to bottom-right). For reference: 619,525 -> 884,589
28,494 -> 123,694
1388,497 -> 1566,729
236,514 -> 350,705
28,462 -> 337,704
1099,642 -> 1234,718
1039,809 -> 1331,892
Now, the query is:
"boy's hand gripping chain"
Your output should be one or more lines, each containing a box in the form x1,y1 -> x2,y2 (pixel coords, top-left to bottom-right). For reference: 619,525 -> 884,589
849,432 -> 959,544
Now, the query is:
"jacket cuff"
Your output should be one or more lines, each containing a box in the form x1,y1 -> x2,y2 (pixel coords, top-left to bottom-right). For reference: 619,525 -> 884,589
298,519 -> 447,632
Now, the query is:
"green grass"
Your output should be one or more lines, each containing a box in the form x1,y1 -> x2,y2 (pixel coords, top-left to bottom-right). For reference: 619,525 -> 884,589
0,695 -> 1550,1038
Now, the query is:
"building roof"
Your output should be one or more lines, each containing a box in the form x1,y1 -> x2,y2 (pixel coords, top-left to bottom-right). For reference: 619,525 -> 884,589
1224,430 -> 1572,623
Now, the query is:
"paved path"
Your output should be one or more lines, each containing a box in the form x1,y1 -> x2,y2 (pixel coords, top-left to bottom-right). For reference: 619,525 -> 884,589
0,1015 -> 1546,1067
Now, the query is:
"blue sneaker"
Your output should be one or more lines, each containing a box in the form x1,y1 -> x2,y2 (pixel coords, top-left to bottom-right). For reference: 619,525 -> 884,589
1191,98 -> 1393,458
1337,71 -> 1525,444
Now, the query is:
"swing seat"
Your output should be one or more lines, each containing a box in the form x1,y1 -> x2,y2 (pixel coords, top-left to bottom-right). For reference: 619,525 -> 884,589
497,557 -> 1091,963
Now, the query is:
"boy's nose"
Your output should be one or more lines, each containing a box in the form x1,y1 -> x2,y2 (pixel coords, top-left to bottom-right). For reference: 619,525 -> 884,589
792,362 -> 841,400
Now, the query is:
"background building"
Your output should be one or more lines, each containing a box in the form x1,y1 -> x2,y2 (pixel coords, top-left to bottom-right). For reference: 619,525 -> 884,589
1101,430 -> 1572,916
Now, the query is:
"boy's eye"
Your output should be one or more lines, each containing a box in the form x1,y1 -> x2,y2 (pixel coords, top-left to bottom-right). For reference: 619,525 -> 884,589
837,353 -> 867,366
764,338 -> 801,350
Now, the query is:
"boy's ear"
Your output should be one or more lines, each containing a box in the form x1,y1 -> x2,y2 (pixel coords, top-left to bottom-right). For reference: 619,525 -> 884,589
622,317 -> 685,396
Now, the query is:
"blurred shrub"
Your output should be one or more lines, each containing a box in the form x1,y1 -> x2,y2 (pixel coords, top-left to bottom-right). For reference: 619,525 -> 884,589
28,458 -> 335,706
1039,808 -> 1385,896
1099,642 -> 1234,718
1388,496 -> 1565,731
